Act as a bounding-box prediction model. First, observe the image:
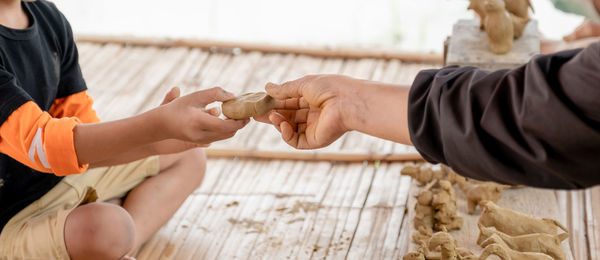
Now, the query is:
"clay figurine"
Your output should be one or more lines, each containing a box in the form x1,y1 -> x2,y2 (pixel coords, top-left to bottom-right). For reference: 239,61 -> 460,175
484,0 -> 514,54
478,227 -> 567,260
478,201 -> 569,236
222,92 -> 276,119
479,241 -> 554,260
432,181 -> 462,231
511,13 -> 530,38
504,0 -> 534,19
468,0 -> 488,30
401,165 -> 444,186
457,181 -> 510,214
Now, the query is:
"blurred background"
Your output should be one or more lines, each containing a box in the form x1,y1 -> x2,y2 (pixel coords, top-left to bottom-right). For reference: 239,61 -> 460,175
54,0 -> 583,53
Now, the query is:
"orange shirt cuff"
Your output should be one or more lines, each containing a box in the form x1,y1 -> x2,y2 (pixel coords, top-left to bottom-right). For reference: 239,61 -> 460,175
44,117 -> 88,176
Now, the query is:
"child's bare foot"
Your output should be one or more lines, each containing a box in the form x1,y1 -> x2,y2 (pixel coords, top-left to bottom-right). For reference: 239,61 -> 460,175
563,20 -> 600,41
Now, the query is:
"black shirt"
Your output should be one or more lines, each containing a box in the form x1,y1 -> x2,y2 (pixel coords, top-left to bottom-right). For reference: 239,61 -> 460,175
409,43 -> 600,189
0,0 -> 86,231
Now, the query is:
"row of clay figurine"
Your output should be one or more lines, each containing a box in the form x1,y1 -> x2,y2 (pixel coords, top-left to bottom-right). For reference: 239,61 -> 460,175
402,165 -> 569,260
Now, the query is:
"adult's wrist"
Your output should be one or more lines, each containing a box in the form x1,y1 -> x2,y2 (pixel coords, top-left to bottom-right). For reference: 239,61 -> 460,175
336,76 -> 364,133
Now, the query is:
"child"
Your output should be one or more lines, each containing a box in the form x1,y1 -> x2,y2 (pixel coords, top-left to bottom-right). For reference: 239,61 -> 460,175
0,0 -> 248,259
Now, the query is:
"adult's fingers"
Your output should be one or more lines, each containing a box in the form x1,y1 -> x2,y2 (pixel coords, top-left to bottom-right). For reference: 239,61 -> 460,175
273,97 -> 310,110
205,107 -> 221,117
266,75 -> 316,99
160,87 -> 181,105
190,87 -> 236,107
279,121 -> 313,149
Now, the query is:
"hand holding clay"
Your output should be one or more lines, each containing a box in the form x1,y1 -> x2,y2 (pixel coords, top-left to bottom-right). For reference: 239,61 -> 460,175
158,87 -> 249,144
256,74 -> 413,149
257,75 -> 351,149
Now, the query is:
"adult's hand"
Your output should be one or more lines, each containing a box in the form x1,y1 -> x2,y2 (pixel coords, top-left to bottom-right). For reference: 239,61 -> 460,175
258,75 -> 412,149
258,75 -> 351,149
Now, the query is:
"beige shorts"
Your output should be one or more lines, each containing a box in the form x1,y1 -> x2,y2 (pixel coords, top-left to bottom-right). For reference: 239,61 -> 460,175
0,156 -> 160,260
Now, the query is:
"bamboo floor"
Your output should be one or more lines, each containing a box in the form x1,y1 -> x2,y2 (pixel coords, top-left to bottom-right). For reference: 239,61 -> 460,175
76,40 -> 600,260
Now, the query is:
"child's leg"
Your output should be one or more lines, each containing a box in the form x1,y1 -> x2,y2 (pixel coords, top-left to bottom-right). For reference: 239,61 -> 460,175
64,148 -> 206,259
123,148 -> 206,250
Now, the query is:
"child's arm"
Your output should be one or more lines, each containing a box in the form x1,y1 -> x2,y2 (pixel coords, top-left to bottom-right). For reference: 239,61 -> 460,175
0,84 -> 246,176
73,87 -> 247,165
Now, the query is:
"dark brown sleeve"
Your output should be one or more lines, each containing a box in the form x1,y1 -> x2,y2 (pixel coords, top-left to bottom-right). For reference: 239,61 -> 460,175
408,42 -> 600,189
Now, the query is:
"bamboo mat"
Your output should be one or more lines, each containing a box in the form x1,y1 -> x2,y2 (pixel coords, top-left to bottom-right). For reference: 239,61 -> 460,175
75,41 -> 600,259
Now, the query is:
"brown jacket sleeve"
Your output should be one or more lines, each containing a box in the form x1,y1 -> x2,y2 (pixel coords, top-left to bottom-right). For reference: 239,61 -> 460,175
408,41 -> 600,189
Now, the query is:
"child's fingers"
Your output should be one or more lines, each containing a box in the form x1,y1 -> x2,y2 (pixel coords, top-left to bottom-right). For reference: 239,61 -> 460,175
198,112 -> 249,132
191,87 -> 236,106
160,87 -> 181,105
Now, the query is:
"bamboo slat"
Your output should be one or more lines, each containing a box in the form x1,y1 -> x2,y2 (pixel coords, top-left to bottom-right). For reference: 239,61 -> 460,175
205,148 -> 422,162
76,35 -> 443,63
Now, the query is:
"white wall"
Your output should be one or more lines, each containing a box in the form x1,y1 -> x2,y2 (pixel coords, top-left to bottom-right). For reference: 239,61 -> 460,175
52,0 -> 584,53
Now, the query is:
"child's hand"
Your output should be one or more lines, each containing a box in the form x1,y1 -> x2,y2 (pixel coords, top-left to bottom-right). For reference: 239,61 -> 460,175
157,87 -> 249,144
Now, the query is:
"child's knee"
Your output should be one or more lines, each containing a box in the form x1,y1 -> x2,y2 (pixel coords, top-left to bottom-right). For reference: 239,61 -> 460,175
65,202 -> 135,260
179,148 -> 206,185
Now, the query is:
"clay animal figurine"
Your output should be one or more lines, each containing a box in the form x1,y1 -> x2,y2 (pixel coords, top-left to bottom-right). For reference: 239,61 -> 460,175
478,227 -> 567,260
479,240 -> 554,260
414,190 -> 435,234
511,13 -> 530,38
401,165 -> 444,186
468,0 -> 488,30
504,0 -> 534,19
222,92 -> 276,119
484,0 -> 514,54
432,181 -> 463,231
478,201 -> 569,236
457,181 -> 510,214
402,251 -> 426,260
428,231 -> 458,260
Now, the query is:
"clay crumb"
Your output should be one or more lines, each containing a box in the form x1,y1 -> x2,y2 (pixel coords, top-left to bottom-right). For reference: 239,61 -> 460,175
226,201 -> 239,207
313,245 -> 322,252
287,201 -> 321,214
228,218 -> 265,233
198,226 -> 210,232
286,217 -> 305,224
163,243 -> 175,257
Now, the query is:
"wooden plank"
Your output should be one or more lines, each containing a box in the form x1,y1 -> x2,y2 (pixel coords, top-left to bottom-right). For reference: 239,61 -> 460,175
205,148 -> 423,162
134,159 -> 228,259
135,49 -> 210,113
76,35 -> 443,63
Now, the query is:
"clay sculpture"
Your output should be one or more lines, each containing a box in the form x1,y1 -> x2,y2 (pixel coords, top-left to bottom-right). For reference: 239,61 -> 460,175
478,201 -> 569,236
403,251 -> 427,260
428,232 -> 459,260
504,0 -> 534,19
479,242 -> 554,260
510,13 -> 530,38
457,181 -> 510,214
484,0 -> 514,54
478,227 -> 567,260
432,181 -> 463,231
222,92 -> 276,119
468,0 -> 488,29
402,165 -> 444,186
414,190 -> 435,236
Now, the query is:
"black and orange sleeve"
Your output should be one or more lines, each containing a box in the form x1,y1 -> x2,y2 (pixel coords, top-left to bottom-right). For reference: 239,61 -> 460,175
49,91 -> 100,123
0,73 -> 87,176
